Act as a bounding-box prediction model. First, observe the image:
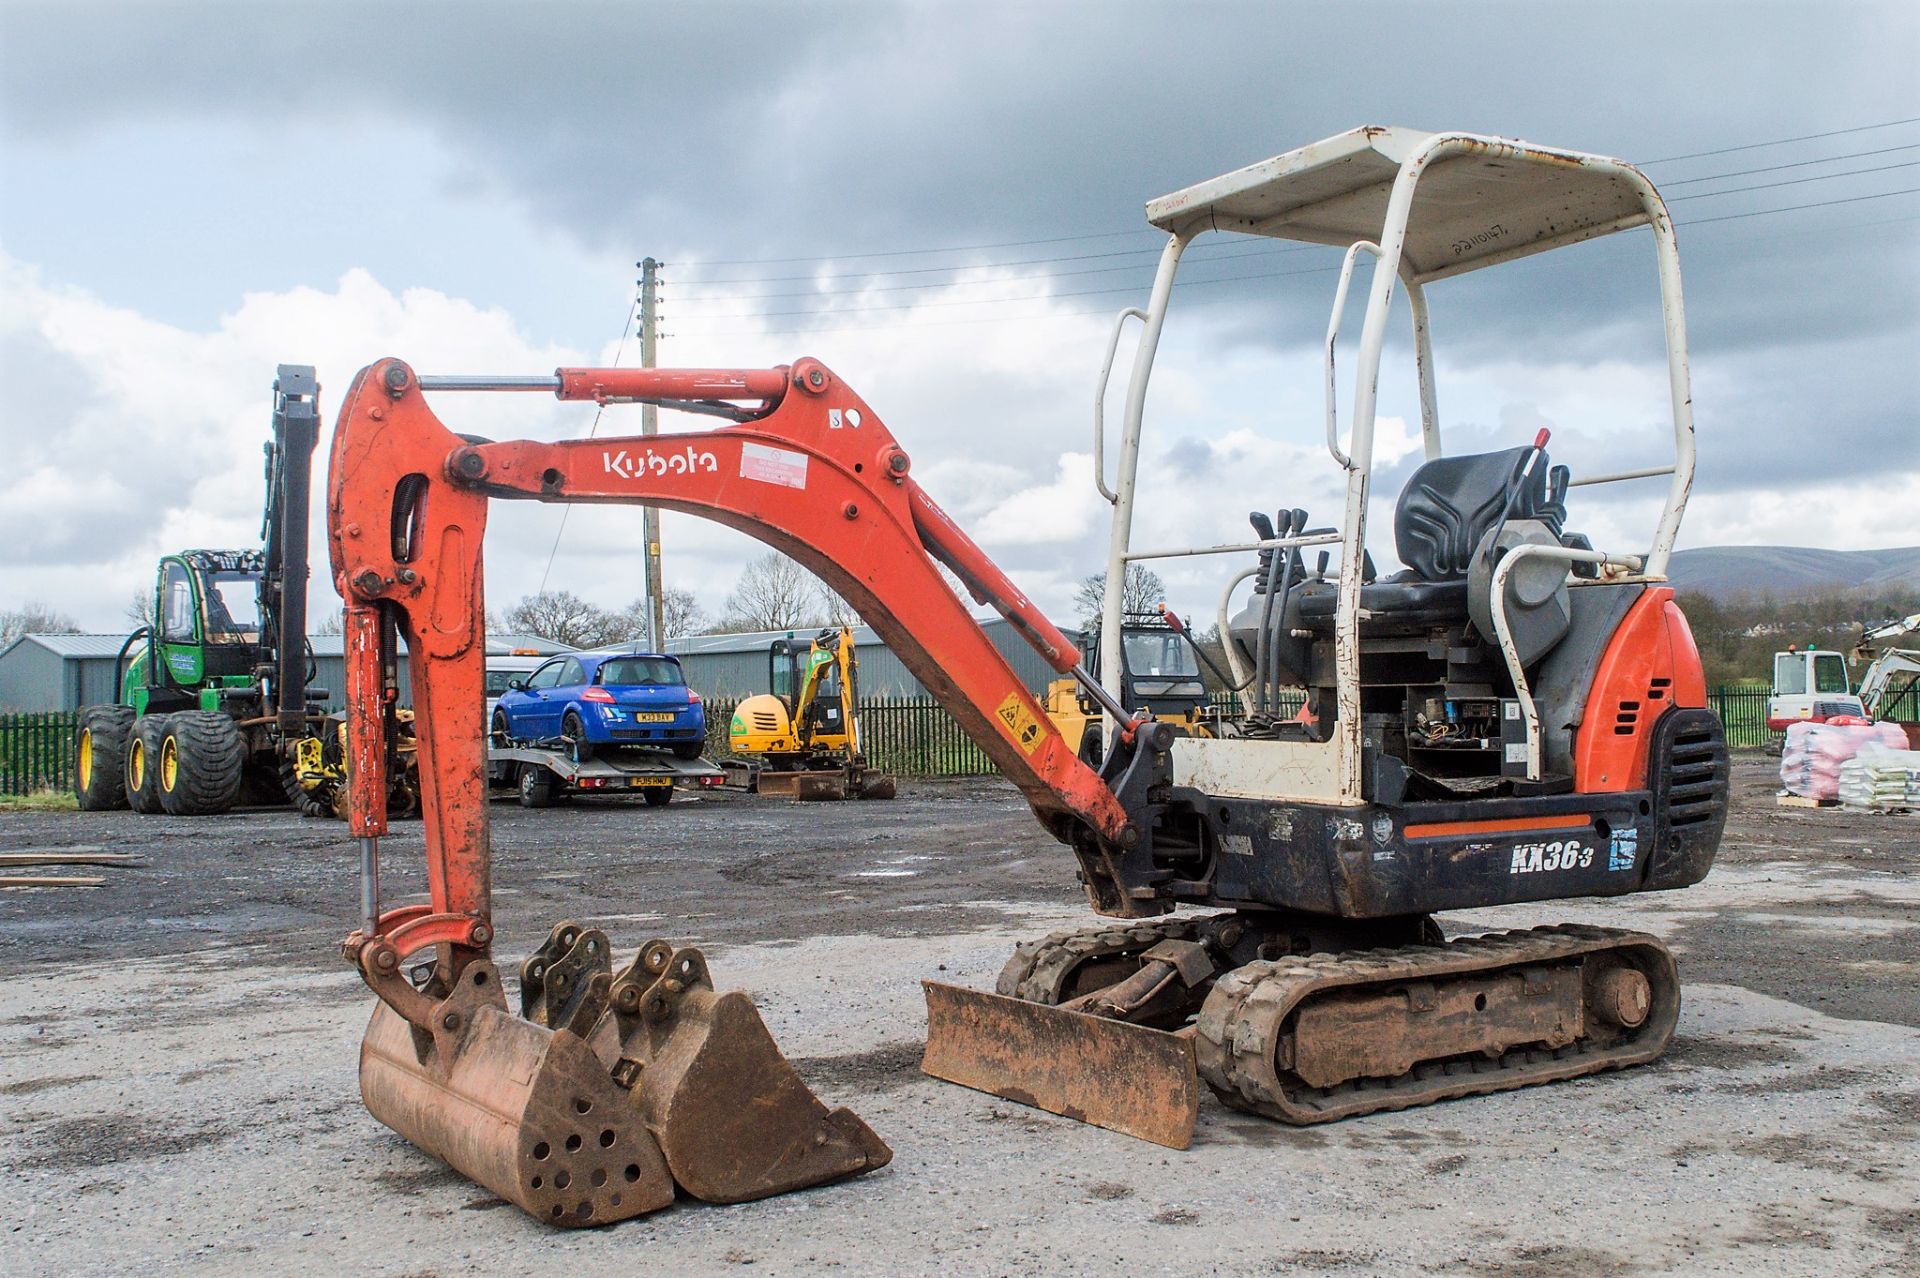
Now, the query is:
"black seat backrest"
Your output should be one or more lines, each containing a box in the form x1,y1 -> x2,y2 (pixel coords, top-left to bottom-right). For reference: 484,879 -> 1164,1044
1394,447 -> 1564,581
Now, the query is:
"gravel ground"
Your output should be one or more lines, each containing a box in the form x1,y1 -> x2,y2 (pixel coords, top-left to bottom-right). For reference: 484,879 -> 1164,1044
0,756 -> 1915,1277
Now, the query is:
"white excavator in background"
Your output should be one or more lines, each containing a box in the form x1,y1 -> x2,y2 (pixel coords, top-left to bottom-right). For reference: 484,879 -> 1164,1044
1768,610 -> 1920,740
1855,611 -> 1920,746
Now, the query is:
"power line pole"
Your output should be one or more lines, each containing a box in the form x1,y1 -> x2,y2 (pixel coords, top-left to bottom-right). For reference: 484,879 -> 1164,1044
638,257 -> 665,651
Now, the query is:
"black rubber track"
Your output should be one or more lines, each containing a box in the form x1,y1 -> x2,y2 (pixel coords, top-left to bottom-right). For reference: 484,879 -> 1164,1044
158,711 -> 245,816
126,714 -> 172,814
74,705 -> 136,810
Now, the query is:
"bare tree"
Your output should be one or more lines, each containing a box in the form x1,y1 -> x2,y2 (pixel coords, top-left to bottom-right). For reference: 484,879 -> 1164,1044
720,553 -> 825,632
1074,564 -> 1167,626
312,608 -> 345,636
125,590 -> 157,632
661,588 -> 708,639
610,588 -> 709,643
813,582 -> 859,629
503,590 -> 623,648
0,601 -> 81,650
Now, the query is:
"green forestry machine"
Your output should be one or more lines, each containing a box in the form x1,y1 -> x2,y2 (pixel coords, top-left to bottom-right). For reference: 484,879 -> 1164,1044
73,365 -> 413,817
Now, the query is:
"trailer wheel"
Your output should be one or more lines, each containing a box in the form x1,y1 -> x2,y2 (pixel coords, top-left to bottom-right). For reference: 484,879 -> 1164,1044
562,711 -> 594,762
157,711 -> 246,815
643,785 -> 674,807
517,764 -> 555,809
74,705 -> 136,810
126,714 -> 172,814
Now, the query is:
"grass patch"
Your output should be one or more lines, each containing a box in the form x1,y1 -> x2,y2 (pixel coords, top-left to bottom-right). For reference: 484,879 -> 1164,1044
0,789 -> 78,812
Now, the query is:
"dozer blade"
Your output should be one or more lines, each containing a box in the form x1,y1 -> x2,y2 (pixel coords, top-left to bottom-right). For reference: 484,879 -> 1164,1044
920,981 -> 1199,1149
613,945 -> 893,1203
752,769 -> 838,800
360,990 -> 675,1228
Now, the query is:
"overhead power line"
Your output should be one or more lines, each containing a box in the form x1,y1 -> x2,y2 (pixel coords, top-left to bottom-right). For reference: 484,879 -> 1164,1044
677,138 -> 1920,296
691,226 -> 1150,267
1659,142 -> 1920,187
670,119 -> 1920,283
1636,116 -> 1920,165
1665,159 -> 1920,201
667,189 -> 1920,339
539,292 -> 640,593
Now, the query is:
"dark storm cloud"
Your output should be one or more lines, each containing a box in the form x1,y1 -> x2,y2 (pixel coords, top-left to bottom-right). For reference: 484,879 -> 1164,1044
3,0 -> 1914,494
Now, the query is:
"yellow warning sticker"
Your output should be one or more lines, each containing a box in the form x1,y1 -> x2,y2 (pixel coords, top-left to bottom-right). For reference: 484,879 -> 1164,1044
995,693 -> 1045,755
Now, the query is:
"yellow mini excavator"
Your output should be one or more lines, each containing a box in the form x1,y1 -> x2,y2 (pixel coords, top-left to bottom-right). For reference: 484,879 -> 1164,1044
726,626 -> 896,799
1044,610 -> 1214,766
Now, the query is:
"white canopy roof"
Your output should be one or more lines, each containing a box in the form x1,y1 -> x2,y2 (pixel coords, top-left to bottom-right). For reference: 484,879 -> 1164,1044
1144,126 -> 1658,282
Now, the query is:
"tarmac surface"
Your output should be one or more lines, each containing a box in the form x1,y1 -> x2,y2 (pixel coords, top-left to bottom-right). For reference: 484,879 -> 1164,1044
1,755 -> 1915,1276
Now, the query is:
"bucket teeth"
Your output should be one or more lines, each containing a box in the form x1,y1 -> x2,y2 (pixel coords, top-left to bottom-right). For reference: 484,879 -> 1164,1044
358,935 -> 891,1228
521,924 -> 614,1035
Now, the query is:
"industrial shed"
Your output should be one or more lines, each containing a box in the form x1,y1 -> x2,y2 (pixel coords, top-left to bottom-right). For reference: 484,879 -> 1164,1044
666,618 -> 1082,701
0,632 -> 573,712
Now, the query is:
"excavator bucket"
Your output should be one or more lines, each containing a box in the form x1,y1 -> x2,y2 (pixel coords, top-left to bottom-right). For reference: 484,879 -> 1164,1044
359,962 -> 676,1228
359,930 -> 890,1228
920,981 -> 1200,1149
613,943 -> 892,1202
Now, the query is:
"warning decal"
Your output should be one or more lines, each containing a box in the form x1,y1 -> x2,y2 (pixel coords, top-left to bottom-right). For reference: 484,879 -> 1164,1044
994,693 -> 1045,755
739,442 -> 810,489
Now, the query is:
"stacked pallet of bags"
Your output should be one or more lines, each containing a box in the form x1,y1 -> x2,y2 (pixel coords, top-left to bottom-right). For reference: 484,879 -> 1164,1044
1837,743 -> 1920,812
1780,719 -> 1911,800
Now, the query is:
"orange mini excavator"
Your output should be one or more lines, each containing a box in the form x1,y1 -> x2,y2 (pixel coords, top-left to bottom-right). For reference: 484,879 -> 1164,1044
327,128 -> 1728,1226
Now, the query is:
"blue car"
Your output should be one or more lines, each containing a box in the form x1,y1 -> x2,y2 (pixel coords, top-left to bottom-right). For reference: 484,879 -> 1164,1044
493,651 -> 706,759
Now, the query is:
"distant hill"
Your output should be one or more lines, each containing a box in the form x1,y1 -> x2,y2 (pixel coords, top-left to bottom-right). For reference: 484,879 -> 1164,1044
1666,546 -> 1919,600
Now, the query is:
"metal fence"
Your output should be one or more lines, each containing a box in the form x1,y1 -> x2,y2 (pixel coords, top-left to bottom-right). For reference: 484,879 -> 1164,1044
0,711 -> 79,797
8,688 -> 1920,796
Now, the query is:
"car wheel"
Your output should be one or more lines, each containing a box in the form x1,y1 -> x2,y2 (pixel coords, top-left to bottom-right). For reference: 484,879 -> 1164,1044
491,709 -> 512,745
562,710 -> 594,762
671,741 -> 704,760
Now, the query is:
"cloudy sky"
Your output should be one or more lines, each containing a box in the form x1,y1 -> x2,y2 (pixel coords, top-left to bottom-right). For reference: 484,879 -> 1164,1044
2,1 -> 1915,638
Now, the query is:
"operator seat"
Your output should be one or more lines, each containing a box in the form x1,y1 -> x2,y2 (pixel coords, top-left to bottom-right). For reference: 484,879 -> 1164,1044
1293,445 -> 1569,628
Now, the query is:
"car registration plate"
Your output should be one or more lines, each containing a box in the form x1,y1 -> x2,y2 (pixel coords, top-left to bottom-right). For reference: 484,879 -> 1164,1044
632,712 -> 675,722
628,777 -> 671,788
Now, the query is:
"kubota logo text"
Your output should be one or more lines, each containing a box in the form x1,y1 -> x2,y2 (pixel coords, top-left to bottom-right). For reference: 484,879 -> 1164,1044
603,445 -> 719,479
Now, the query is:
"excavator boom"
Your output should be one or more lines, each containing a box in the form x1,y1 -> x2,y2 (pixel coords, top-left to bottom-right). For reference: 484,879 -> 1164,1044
325,356 -> 1163,1225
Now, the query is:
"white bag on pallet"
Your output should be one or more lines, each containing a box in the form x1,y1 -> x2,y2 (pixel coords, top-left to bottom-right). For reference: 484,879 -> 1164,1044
1837,743 -> 1920,810
1780,720 -> 1910,800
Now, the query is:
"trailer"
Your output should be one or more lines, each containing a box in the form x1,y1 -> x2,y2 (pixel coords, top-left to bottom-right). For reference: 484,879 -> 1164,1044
488,742 -> 724,808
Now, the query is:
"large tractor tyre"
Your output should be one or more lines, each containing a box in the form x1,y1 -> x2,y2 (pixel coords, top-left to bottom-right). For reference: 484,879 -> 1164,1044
642,784 -> 674,807
125,714 -> 173,814
517,764 -> 555,809
562,711 -> 594,763
74,705 -> 136,811
157,711 -> 246,816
